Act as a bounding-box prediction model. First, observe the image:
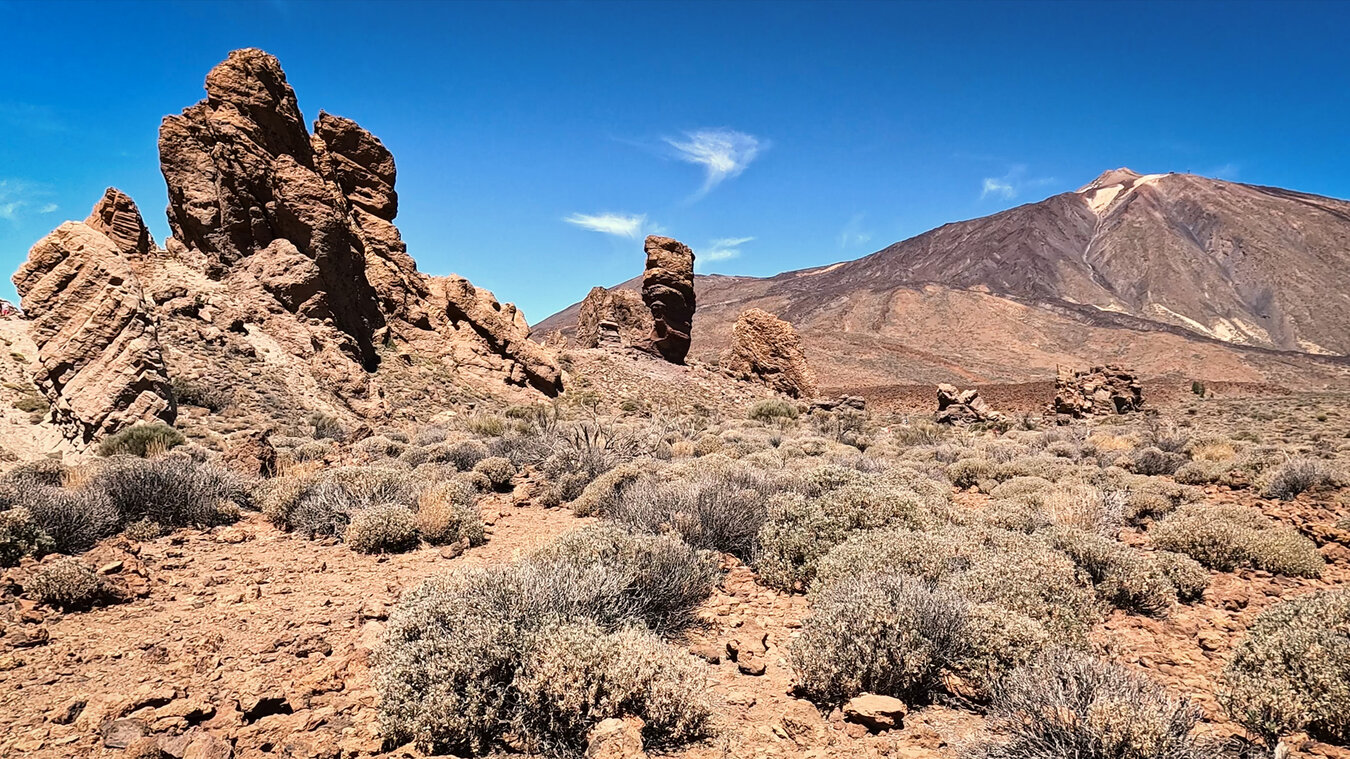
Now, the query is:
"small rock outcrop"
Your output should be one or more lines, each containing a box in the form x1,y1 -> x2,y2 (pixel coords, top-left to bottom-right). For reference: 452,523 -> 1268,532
724,308 -> 817,398
575,286 -> 652,350
1053,364 -> 1143,418
85,188 -> 154,261
639,236 -> 695,364
935,383 -> 1005,425
13,212 -> 175,443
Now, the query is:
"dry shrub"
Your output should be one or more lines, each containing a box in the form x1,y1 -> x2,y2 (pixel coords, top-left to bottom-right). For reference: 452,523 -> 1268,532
969,649 -> 1216,759
948,457 -> 998,489
472,456 -> 516,491
91,455 -> 246,531
375,528 -> 716,754
97,423 -> 186,458
271,466 -> 426,541
513,620 -> 713,751
791,571 -> 970,704
27,557 -> 111,610
0,507 -> 55,566
1045,527 -> 1179,617
1220,590 -> 1350,744
1189,437 -> 1238,462
345,504 -> 419,554
463,413 -> 507,437
353,435 -> 407,460
747,398 -> 798,423
1151,504 -> 1324,577
14,485 -> 119,554
756,477 -> 951,591
569,458 -> 660,517
530,526 -> 721,635
4,459 -> 69,488
416,481 -> 485,546
1131,446 -> 1187,476
1262,457 -> 1343,500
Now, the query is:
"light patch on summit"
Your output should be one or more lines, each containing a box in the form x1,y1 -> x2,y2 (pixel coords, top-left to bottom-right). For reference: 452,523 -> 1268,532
1079,169 -> 1168,216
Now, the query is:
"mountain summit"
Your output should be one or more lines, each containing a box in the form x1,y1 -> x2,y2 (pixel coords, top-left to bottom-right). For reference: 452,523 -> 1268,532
540,170 -> 1350,389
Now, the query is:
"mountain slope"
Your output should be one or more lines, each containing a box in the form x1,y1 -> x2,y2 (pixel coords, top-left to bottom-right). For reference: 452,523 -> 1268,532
537,170 -> 1350,389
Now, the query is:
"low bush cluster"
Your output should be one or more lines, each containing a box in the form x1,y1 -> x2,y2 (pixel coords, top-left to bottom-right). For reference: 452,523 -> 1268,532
97,423 -> 185,458
1220,590 -> 1350,744
27,557 -> 111,610
968,649 -> 1217,759
375,525 -> 718,755
1150,504 -> 1324,577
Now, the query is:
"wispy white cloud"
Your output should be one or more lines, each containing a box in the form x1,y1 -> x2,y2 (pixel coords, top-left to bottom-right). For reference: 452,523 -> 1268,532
563,212 -> 649,238
1206,162 -> 1241,180
665,128 -> 763,198
0,179 -> 55,222
699,236 -> 754,268
0,102 -> 67,133
838,213 -> 872,249
979,164 -> 1056,201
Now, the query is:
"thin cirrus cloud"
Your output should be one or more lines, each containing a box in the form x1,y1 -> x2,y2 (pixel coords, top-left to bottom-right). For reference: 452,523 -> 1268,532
664,128 -> 763,198
979,164 -> 1056,201
700,236 -> 754,266
562,212 -> 649,239
0,179 -> 57,221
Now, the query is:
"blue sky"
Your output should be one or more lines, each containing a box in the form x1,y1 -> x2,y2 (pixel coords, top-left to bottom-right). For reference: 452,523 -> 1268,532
2,1 -> 1348,321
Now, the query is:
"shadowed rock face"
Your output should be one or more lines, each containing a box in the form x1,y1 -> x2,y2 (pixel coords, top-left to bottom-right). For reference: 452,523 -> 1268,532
639,236 -> 695,364
724,308 -> 817,398
150,47 -> 559,396
14,216 -> 174,443
159,48 -> 386,369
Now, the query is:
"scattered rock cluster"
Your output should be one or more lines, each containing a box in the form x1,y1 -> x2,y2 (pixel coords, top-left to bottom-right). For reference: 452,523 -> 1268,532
16,48 -> 565,445
809,395 -> 866,414
723,308 -> 818,399
935,383 -> 1005,425
638,236 -> 696,364
1052,364 -> 1144,418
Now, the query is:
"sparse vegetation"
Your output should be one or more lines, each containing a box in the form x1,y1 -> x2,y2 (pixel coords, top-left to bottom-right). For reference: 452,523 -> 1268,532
1151,503 -> 1324,577
27,557 -> 111,611
1220,590 -> 1350,744
970,649 -> 1216,759
747,398 -> 797,423
97,423 -> 186,457
344,504 -> 419,554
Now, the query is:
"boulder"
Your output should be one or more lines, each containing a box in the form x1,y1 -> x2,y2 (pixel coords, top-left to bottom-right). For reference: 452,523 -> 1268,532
638,236 -> 695,363
843,693 -> 908,731
1052,364 -> 1143,418
575,286 -> 652,349
724,308 -> 818,398
13,218 -> 175,443
585,716 -> 645,759
935,383 -> 1005,425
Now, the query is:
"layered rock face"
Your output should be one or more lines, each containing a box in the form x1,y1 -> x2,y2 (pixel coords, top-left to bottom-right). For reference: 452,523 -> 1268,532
575,286 -> 652,349
159,48 -> 387,368
639,236 -> 695,363
935,384 -> 1005,425
1052,365 -> 1143,418
13,207 -> 175,443
15,48 -> 562,446
724,308 -> 817,398
151,48 -> 558,395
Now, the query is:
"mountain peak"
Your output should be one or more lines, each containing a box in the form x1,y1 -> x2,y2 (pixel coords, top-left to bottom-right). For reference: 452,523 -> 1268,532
1078,167 -> 1143,192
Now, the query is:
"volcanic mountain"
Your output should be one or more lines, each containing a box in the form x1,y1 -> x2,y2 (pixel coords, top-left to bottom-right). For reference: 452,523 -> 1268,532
539,169 -> 1350,390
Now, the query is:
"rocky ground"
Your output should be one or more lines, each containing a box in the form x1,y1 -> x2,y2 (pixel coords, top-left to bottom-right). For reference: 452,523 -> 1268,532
4,452 -> 1347,759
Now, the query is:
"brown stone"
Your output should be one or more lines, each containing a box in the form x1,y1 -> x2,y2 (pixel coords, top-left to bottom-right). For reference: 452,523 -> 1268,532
638,235 -> 695,363
935,383 -> 1005,425
13,218 -> 175,443
585,716 -> 645,759
724,308 -> 817,398
843,693 -> 908,731
575,286 -> 653,349
1052,364 -> 1143,417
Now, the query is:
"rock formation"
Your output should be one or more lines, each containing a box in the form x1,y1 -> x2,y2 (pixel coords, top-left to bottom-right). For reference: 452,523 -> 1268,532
1052,365 -> 1143,418
14,48 -> 564,447
639,236 -> 695,364
724,308 -> 818,398
575,286 -> 652,349
13,211 -> 175,443
935,384 -> 1005,425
